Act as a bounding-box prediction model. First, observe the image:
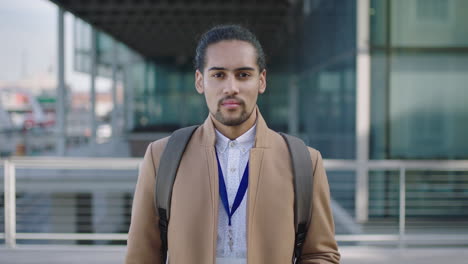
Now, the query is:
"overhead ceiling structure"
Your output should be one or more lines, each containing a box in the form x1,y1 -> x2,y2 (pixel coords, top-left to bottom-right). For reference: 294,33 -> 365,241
49,0 -> 302,63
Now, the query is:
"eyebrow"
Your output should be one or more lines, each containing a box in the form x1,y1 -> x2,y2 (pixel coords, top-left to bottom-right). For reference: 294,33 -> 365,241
208,66 -> 256,71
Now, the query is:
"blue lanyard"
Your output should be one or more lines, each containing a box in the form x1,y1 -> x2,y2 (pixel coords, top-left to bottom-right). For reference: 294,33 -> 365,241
215,151 -> 249,226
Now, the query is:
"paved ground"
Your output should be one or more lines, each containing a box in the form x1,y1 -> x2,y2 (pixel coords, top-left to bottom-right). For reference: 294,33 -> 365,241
1,245 -> 467,264
340,246 -> 468,264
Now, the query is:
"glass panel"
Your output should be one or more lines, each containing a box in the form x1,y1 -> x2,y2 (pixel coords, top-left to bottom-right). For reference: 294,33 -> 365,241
73,18 -> 92,74
368,170 -> 400,235
370,0 -> 468,160
133,61 -> 207,131
389,53 -> 468,159
391,0 -> 468,47
257,71 -> 289,132
370,0 -> 389,47
372,0 -> 468,47
297,0 -> 357,159
328,171 -> 356,210
370,51 -> 389,159
325,170 -> 358,235
369,170 -> 400,218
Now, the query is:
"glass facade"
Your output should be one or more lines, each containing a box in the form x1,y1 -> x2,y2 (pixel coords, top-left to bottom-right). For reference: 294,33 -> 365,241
370,0 -> 468,160
297,0 -> 357,160
74,18 -> 125,78
293,0 -> 358,219
132,64 -> 208,131
369,0 -> 468,219
71,0 -> 468,224
73,18 -> 92,75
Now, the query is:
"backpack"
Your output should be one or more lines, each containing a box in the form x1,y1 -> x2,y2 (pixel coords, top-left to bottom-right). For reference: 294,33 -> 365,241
154,126 -> 313,264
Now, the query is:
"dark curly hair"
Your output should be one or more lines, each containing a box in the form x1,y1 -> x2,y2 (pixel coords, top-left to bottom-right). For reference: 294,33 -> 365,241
194,24 -> 266,72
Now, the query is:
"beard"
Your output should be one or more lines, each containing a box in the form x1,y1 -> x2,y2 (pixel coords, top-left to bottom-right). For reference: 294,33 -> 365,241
213,96 -> 253,126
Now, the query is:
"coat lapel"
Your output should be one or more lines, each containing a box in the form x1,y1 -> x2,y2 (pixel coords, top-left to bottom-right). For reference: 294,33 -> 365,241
198,116 -> 219,264
248,108 -> 270,213
247,108 -> 270,262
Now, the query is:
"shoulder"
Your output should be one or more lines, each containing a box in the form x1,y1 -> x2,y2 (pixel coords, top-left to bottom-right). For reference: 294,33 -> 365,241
267,129 -> 323,164
145,136 -> 170,160
306,146 -> 322,165
145,124 -> 201,161
265,129 -> 289,150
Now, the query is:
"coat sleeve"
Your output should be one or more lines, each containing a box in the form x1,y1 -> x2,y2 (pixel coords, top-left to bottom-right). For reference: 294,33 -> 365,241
300,149 -> 341,264
125,142 -> 164,264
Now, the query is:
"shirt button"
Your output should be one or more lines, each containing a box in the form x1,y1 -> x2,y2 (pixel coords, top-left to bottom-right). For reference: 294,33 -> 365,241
230,168 -> 236,173
229,141 -> 236,147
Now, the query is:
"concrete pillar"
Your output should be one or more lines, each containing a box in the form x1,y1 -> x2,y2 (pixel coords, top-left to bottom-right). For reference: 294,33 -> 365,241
4,161 -> 16,248
124,62 -> 134,133
356,0 -> 371,223
111,39 -> 119,140
56,8 -> 66,156
90,28 -> 97,149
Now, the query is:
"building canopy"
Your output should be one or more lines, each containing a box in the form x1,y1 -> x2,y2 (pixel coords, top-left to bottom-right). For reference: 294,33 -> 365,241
49,0 -> 299,62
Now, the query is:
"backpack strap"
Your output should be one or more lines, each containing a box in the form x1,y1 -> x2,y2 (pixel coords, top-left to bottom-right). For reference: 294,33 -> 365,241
155,125 -> 198,264
279,132 -> 314,264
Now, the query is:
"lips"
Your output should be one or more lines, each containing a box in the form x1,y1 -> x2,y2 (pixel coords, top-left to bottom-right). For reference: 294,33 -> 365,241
222,99 -> 240,105
221,99 -> 242,109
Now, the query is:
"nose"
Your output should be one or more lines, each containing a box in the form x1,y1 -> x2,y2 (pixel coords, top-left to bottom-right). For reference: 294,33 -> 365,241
223,75 -> 239,95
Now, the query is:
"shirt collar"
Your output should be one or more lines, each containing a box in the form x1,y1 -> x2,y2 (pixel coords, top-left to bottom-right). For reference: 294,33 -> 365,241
215,124 -> 257,154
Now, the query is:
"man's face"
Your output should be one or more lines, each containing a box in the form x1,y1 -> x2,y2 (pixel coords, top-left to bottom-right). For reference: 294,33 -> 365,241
195,40 -> 266,126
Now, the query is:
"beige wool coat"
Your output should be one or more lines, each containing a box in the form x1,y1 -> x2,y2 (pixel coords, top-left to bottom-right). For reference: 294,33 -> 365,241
125,109 -> 340,264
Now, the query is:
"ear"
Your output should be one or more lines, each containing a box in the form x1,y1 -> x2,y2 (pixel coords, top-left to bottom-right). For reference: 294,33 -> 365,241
258,69 -> 267,94
195,70 -> 204,94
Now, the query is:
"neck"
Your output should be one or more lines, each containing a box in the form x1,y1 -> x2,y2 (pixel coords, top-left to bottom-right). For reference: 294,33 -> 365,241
211,110 -> 257,140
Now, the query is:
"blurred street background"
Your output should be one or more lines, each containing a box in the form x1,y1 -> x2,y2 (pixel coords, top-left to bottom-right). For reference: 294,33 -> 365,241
0,0 -> 467,263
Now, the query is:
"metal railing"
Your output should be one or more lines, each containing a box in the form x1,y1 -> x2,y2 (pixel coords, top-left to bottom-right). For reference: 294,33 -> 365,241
324,160 -> 468,246
1,157 -> 140,247
2,157 -> 468,248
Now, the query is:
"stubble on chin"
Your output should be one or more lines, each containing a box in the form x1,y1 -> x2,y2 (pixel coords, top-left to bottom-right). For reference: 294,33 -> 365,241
214,110 -> 249,126
213,98 -> 252,127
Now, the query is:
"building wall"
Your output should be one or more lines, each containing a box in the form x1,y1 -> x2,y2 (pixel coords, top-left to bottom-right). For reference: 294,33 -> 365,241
70,0 -> 468,225
370,0 -> 468,160
369,0 -> 468,218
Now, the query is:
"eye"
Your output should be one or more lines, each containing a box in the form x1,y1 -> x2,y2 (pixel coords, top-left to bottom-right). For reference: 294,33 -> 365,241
212,72 -> 225,78
238,72 -> 251,78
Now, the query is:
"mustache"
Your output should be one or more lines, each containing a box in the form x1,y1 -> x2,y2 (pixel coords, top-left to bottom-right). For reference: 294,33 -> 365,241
218,96 -> 245,107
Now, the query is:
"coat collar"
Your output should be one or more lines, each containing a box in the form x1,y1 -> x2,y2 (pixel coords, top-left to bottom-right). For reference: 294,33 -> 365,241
215,124 -> 256,154
199,106 -> 270,149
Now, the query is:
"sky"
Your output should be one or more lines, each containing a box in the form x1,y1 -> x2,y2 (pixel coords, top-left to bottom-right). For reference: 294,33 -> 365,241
0,0 -> 111,92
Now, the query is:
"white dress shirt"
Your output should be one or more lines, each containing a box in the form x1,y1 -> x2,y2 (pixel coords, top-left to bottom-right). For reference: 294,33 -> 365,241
215,124 -> 256,263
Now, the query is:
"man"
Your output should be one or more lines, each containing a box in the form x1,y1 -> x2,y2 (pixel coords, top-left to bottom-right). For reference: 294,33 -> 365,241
126,25 -> 340,264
